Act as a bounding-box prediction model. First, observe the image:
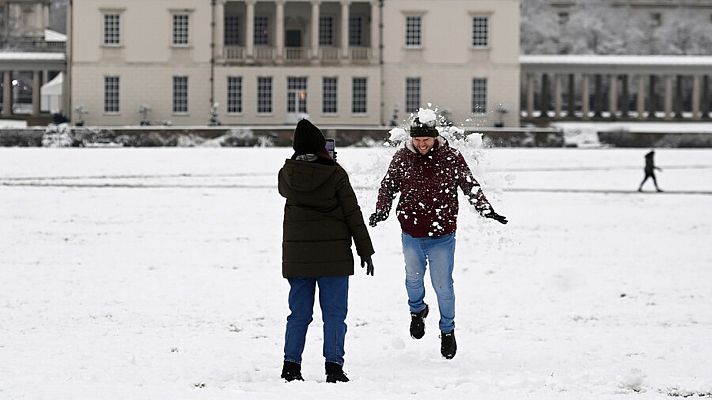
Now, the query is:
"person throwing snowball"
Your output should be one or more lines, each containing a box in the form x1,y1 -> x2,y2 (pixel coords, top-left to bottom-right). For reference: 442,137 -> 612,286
369,110 -> 507,360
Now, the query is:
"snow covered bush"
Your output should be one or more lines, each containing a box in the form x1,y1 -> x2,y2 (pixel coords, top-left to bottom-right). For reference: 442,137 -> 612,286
41,123 -> 74,147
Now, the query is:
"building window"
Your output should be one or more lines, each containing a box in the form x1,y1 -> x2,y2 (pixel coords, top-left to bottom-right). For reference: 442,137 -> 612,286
472,78 -> 487,114
651,12 -> 662,26
225,15 -> 240,45
349,16 -> 363,46
319,16 -> 334,46
173,76 -> 188,113
557,12 -> 569,25
405,77 -> 420,113
172,13 -> 190,46
103,76 -> 120,113
227,76 -> 242,114
352,77 -> 367,114
103,13 -> 121,45
254,16 -> 269,45
287,77 -> 308,113
257,77 -> 272,114
323,77 -> 338,114
472,16 -> 489,48
405,16 -> 421,47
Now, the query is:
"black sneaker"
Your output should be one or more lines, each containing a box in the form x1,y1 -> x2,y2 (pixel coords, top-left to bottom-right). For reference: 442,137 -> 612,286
281,361 -> 304,382
325,362 -> 349,383
410,304 -> 429,339
440,330 -> 457,359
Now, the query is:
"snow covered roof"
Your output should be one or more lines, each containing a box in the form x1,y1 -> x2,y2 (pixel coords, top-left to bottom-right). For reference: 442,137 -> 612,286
0,51 -> 65,70
520,55 -> 712,74
0,52 -> 65,61
44,29 -> 67,42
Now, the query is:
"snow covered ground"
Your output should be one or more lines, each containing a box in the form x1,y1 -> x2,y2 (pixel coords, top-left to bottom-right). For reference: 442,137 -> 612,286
1,147 -> 711,399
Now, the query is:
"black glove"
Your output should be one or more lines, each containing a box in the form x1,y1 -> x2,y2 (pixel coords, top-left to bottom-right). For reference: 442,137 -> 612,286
484,211 -> 508,225
360,255 -> 374,276
369,211 -> 388,227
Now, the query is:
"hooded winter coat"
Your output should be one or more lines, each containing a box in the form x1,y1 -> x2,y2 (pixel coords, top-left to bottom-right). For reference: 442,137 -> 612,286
278,159 -> 374,278
375,137 -> 492,238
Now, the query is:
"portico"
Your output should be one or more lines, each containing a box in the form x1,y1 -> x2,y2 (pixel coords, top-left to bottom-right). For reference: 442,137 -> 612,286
214,0 -> 379,65
521,55 -> 712,121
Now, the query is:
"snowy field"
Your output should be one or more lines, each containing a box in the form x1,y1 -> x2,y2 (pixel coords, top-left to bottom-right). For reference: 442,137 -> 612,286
1,147 -> 711,399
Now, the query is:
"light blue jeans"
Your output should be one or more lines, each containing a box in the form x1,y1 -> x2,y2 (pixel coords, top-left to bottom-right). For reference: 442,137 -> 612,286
401,232 -> 456,333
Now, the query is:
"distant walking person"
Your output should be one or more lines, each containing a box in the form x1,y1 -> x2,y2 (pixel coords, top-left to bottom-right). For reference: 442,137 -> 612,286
637,150 -> 663,192
278,119 -> 375,383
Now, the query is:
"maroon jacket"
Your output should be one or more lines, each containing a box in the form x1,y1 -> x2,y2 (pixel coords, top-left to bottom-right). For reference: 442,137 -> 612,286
375,137 -> 492,238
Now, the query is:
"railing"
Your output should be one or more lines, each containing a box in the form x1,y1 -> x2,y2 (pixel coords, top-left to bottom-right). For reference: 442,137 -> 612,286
220,45 -> 373,63
319,46 -> 340,61
254,46 -> 274,61
285,47 -> 307,62
0,38 -> 65,52
350,47 -> 371,61
224,46 -> 245,61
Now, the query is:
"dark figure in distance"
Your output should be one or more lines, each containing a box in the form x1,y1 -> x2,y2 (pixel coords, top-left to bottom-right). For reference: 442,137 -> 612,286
638,150 -> 663,192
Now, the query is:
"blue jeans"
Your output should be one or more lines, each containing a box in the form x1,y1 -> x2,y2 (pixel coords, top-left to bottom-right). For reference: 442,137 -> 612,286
284,276 -> 349,366
401,232 -> 456,333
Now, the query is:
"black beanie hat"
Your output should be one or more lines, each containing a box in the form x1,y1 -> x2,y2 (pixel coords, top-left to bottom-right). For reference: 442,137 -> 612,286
292,119 -> 326,155
409,117 -> 439,137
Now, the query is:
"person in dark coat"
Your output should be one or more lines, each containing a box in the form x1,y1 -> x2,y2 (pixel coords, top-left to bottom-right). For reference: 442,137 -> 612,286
369,116 -> 507,360
278,119 -> 375,383
637,149 -> 663,192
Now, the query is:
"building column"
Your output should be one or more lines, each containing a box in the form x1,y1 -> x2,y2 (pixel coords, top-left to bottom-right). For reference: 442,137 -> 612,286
370,0 -> 379,64
554,74 -> 562,118
609,74 -> 618,119
540,73 -> 550,118
2,71 -> 12,117
664,75 -> 673,120
593,74 -> 603,117
692,74 -> 701,120
648,75 -> 658,119
567,74 -> 575,117
674,75 -> 683,119
637,75 -> 646,120
245,0 -> 255,60
702,76 -> 710,119
311,0 -> 321,60
526,74 -> 534,118
43,2 -> 50,29
214,0 -> 225,62
32,70 -> 42,116
621,75 -> 629,118
275,0 -> 285,62
341,0 -> 350,59
582,74 -> 590,120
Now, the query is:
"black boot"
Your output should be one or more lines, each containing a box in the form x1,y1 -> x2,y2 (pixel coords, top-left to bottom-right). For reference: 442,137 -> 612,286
281,361 -> 303,382
325,362 -> 349,383
440,330 -> 457,359
410,304 -> 429,339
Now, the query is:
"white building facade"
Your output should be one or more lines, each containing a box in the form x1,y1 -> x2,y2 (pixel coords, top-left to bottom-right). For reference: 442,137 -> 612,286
70,0 -> 520,127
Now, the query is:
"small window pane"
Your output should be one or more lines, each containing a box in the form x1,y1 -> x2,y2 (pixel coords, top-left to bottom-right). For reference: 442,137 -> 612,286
352,77 -> 367,114
405,78 -> 420,113
104,76 -> 120,113
323,77 -> 338,114
103,14 -> 121,45
257,77 -> 273,113
173,14 -> 190,45
472,16 -> 488,48
405,16 -> 421,47
472,78 -> 487,113
227,76 -> 242,113
287,77 -> 308,113
173,76 -> 189,113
